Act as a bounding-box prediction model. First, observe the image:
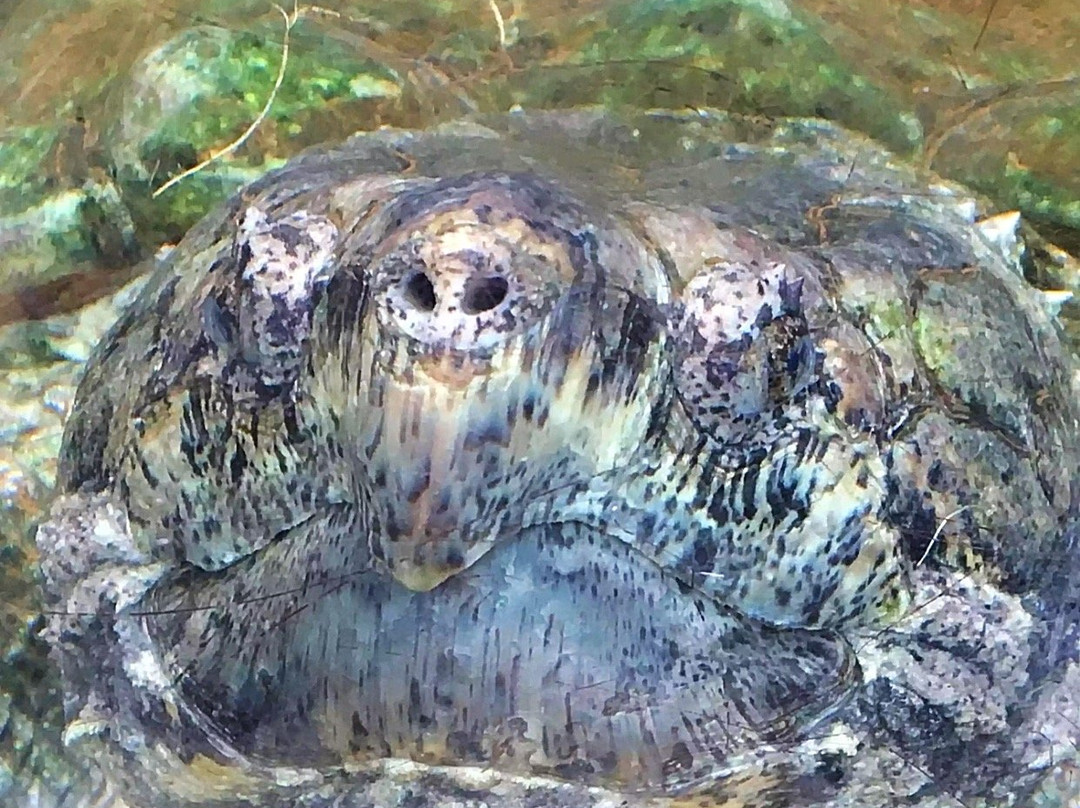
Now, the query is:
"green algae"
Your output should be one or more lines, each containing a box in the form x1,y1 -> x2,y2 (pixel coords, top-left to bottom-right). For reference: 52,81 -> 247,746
0,127 -> 64,217
572,0 -> 920,153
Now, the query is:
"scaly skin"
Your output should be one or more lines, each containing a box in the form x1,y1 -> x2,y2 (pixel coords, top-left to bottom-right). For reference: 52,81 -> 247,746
35,109 -> 1080,808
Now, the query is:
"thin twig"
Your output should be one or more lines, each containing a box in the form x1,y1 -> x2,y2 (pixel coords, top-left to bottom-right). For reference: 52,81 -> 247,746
921,76 -> 1079,171
972,0 -> 1000,53
488,0 -> 507,50
152,4 -> 294,198
916,506 -> 968,568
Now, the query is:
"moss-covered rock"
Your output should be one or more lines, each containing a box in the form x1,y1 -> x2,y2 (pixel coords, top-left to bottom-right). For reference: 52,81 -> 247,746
0,169 -> 137,297
569,0 -> 921,151
108,21 -> 405,245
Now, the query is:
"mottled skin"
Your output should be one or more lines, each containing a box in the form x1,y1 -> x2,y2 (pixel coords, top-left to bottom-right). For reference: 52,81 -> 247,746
36,109 -> 1080,807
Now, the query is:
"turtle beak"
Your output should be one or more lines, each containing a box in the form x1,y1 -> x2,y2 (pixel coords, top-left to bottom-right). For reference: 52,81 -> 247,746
358,281 -> 668,593
358,333 -> 548,591
307,174 -> 670,591
314,280 -> 671,593
382,527 -> 476,594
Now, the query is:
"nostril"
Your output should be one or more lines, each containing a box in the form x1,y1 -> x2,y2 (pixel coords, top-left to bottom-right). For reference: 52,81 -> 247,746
462,275 -> 509,314
403,271 -> 437,312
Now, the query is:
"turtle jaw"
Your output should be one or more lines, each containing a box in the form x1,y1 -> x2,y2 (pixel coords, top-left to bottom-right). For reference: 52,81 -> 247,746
352,329 -> 546,592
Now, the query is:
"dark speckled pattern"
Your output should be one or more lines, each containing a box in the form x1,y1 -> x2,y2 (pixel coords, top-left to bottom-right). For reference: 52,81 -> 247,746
37,108 -> 1080,808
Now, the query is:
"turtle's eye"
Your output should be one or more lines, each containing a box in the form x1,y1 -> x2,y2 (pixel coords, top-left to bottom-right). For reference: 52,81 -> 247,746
765,321 -> 820,402
674,255 -> 818,448
233,206 -> 339,389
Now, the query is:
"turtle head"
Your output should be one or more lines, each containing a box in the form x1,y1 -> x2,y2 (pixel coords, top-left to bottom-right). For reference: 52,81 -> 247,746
310,173 -> 670,590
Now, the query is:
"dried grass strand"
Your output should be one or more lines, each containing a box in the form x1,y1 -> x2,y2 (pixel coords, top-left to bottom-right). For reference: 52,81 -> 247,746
488,0 -> 507,50
152,3 -> 293,198
916,506 -> 968,568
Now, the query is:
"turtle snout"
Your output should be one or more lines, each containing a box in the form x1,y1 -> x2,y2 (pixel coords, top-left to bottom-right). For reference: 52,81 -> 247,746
374,225 -> 568,354
381,257 -> 521,351
399,268 -> 510,316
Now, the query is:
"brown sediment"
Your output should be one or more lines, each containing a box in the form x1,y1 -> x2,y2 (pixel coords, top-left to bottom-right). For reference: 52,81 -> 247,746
0,261 -> 146,327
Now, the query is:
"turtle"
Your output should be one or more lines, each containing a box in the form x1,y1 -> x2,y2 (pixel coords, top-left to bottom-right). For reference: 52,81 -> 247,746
34,107 -> 1080,808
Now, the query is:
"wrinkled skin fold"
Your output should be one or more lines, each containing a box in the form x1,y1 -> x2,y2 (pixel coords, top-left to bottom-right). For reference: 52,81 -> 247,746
37,108 -> 1080,807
